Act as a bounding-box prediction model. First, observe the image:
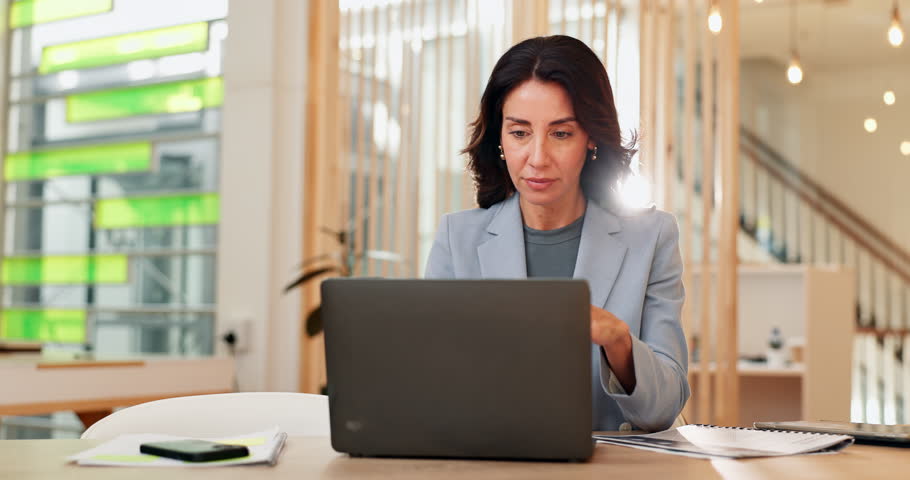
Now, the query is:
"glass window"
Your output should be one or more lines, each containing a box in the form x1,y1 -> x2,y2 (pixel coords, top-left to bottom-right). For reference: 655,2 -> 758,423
0,0 -> 228,357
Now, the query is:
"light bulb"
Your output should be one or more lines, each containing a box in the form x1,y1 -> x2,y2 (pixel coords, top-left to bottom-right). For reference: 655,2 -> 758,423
901,141 -> 910,156
890,5 -> 904,47
864,118 -> 878,133
884,90 -> 896,105
755,0 -> 764,3
786,58 -> 803,85
889,21 -> 904,47
708,5 -> 723,34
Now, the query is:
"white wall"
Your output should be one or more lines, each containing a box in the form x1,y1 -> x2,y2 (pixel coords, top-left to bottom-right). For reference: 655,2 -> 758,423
216,0 -> 307,391
741,59 -> 910,250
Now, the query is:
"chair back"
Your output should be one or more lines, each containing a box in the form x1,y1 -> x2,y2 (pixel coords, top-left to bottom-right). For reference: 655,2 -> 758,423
81,392 -> 329,439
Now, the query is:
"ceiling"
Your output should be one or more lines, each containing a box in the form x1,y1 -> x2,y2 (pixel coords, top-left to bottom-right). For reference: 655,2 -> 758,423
740,0 -> 910,72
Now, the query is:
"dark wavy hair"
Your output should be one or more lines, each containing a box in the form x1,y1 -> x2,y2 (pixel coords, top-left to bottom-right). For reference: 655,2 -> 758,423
463,35 -> 635,209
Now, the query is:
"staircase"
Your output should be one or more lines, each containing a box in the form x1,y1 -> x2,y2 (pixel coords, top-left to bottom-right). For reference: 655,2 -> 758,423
734,128 -> 909,424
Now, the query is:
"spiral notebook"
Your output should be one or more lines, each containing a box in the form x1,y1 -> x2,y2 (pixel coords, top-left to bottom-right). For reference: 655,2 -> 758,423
594,424 -> 854,459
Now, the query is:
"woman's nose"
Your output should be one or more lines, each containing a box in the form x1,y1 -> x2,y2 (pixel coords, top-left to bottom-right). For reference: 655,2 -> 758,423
526,138 -> 550,169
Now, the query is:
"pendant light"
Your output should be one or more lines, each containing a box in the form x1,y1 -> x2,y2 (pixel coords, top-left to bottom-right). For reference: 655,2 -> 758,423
787,0 -> 803,85
708,0 -> 722,34
889,1 -> 904,47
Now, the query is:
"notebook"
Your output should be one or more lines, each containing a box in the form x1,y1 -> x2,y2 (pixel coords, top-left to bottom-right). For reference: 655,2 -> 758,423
754,421 -> 910,447
68,427 -> 287,467
595,424 -> 854,459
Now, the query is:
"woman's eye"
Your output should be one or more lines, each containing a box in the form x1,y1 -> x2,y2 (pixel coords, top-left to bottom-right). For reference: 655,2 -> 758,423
510,131 -> 529,138
553,131 -> 572,139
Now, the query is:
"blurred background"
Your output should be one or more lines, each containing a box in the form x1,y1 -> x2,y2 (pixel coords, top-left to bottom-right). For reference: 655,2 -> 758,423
0,0 -> 908,438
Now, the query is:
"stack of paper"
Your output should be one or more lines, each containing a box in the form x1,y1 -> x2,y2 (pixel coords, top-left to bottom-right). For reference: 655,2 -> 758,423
595,424 -> 854,459
68,427 -> 287,467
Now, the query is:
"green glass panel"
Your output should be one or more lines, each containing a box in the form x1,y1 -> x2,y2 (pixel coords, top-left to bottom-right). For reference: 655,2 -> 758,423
95,193 -> 220,229
10,0 -> 112,29
0,309 -> 86,343
1,255 -> 128,285
5,141 -> 151,181
40,22 -> 209,74
66,77 -> 224,123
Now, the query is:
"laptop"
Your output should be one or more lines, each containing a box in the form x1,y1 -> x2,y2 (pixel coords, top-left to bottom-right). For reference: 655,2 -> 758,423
321,278 -> 594,461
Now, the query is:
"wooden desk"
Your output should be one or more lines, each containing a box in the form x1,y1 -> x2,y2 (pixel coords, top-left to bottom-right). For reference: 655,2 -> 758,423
0,354 -> 234,427
2,436 -> 908,479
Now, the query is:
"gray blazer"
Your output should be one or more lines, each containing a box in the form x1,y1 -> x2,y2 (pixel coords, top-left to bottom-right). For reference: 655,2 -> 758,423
424,194 -> 689,432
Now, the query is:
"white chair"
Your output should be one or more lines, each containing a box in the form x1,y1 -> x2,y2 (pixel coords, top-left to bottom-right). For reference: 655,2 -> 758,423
81,392 -> 330,440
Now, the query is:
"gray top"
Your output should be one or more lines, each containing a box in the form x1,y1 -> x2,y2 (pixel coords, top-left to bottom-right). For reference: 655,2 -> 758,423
523,214 -> 585,278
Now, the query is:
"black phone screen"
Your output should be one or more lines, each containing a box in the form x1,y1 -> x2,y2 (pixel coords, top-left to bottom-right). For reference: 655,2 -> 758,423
139,439 -> 250,462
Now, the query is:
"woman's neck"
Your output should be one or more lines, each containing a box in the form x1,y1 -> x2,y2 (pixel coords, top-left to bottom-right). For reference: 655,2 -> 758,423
519,191 -> 586,231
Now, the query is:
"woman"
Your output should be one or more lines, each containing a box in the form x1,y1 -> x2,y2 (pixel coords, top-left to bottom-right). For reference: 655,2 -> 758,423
424,35 -> 688,432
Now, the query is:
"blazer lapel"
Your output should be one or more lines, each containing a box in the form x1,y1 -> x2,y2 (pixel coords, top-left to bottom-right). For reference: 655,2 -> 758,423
573,200 -> 627,308
477,195 -> 528,279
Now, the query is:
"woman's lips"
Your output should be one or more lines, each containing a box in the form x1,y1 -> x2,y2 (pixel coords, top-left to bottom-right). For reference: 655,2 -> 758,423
525,177 -> 556,191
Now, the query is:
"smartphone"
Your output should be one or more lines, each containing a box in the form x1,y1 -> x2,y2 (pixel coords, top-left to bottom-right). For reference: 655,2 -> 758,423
139,439 -> 250,462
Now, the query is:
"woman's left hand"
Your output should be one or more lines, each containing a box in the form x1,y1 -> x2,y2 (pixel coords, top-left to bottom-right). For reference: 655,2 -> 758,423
590,305 -> 636,393
590,305 -> 630,347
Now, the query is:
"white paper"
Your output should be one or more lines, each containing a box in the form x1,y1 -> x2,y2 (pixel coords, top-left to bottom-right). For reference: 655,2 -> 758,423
595,425 -> 854,459
68,427 -> 286,467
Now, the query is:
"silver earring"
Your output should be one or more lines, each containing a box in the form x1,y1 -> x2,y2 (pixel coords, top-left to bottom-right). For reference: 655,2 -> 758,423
590,146 -> 598,161
498,145 -> 506,160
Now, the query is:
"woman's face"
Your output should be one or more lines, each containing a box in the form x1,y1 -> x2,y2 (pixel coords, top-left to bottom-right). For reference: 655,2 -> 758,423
500,79 -> 593,209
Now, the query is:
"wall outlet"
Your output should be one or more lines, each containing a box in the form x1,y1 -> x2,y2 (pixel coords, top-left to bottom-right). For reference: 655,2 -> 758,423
222,317 -> 253,353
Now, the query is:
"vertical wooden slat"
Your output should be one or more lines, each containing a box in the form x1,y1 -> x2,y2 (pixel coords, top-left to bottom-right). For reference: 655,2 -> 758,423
340,7 -> 353,279
463,0 -> 477,211
647,0 -> 659,186
302,0 -> 340,394
605,0 -> 613,64
367,6 -> 381,276
503,0 -> 510,48
561,0 -> 568,33
638,0 -> 650,178
434,0 -> 444,225
715,0 -> 740,426
598,1 -> 605,62
512,0 -> 548,43
643,0 -> 657,185
679,0 -> 696,423
589,0 -> 597,46
395,0 -> 412,277
712,0 -> 729,425
352,5 -> 368,277
649,0 -> 669,206
412,0 -> 427,277
613,0 -> 621,86
444,0 -> 454,216
665,0 -> 676,211
697,0 -> 715,425
381,2 -> 395,277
